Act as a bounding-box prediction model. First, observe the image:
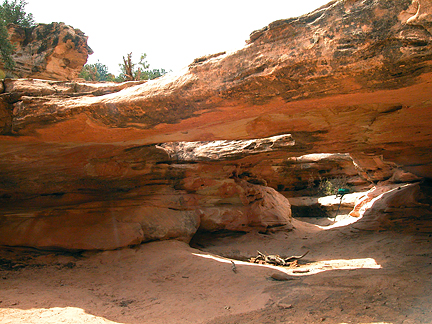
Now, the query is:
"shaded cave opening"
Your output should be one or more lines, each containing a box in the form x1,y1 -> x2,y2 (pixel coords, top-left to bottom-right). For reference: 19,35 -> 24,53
187,148 -> 432,261
0,131 -> 430,256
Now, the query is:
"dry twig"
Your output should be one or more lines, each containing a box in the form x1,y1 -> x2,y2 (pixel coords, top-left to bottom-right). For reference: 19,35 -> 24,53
231,261 -> 237,273
250,250 -> 309,267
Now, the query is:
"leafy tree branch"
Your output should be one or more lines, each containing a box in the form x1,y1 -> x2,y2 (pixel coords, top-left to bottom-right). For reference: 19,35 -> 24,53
0,0 -> 34,73
80,52 -> 168,82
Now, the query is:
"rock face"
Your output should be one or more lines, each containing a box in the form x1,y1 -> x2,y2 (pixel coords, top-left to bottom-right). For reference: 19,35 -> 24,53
2,0 -> 431,175
0,132 -> 296,250
347,181 -> 430,232
0,0 -> 431,250
0,22 -> 92,80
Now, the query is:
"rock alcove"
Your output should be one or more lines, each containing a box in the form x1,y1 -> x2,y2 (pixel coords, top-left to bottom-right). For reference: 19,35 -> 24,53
2,1 -> 432,323
0,0 -> 431,251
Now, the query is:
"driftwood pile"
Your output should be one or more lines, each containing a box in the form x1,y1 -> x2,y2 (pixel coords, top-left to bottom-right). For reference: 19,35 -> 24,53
249,251 -> 309,267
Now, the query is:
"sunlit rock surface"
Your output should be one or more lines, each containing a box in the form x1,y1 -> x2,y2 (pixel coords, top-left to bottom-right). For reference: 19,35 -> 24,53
0,0 -> 431,250
0,22 -> 92,80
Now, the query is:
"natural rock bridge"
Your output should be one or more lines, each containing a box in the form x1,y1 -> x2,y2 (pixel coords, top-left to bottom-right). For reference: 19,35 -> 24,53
1,0 -> 432,250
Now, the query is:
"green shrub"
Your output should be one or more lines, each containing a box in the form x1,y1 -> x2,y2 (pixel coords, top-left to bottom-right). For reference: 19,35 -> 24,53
79,62 -> 114,82
0,0 -> 35,71
0,0 -> 34,27
318,176 -> 349,196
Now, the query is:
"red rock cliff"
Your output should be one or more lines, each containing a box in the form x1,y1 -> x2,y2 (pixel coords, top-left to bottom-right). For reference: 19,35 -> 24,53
0,0 -> 431,250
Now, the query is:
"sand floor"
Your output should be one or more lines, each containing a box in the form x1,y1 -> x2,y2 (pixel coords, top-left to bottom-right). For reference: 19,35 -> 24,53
1,203 -> 432,323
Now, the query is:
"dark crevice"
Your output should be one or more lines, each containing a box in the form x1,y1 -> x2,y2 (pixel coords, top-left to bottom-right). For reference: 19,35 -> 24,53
40,192 -> 66,197
189,230 -> 247,250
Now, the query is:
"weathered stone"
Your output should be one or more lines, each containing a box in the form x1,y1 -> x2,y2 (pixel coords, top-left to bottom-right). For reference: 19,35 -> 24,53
2,78 -> 147,98
0,207 -> 144,251
0,0 -> 431,250
158,134 -> 295,161
289,191 -> 369,218
388,168 -> 423,183
197,180 -> 293,232
277,302 -> 294,309
123,207 -> 200,243
347,182 -> 427,231
405,0 -> 432,34
0,99 -> 11,134
0,201 -> 200,250
280,153 -> 373,196
0,22 -> 92,80
1,1 -> 430,174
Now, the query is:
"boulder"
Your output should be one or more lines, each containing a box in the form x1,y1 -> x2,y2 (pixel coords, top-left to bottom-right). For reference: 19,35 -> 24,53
123,207 -> 200,243
197,180 -> 293,232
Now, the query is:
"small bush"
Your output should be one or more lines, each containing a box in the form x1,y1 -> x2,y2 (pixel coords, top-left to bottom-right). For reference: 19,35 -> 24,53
0,0 -> 35,70
318,176 -> 349,196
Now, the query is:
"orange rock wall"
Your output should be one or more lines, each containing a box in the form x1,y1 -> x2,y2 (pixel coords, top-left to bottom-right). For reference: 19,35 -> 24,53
0,0 -> 431,250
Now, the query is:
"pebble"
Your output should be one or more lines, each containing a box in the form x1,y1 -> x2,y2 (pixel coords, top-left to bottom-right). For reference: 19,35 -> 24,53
292,269 -> 310,274
277,302 -> 293,309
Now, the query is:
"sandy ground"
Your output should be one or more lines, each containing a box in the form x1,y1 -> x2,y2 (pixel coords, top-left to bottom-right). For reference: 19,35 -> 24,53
1,189 -> 432,324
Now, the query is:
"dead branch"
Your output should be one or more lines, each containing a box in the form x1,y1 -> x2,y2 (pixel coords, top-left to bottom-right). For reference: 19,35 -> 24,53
285,250 -> 309,263
231,261 -> 237,273
250,250 -> 309,267
122,53 -> 134,81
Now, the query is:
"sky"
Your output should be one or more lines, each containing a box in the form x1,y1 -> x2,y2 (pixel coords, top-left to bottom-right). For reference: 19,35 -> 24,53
25,0 -> 331,75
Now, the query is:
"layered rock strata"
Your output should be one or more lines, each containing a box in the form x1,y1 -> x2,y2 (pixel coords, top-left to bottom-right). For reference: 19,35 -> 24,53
0,0 -> 431,250
0,134 -> 297,250
1,1 -> 431,173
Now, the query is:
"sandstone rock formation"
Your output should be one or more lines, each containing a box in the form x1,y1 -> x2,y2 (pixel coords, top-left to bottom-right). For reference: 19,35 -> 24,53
0,22 -> 92,80
0,0 -> 431,250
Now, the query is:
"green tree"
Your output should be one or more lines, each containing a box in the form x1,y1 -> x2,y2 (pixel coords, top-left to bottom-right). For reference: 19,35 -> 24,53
0,19 -> 14,70
79,62 -> 115,81
0,0 -> 34,26
118,52 -> 167,82
146,68 -> 168,80
318,176 -> 350,196
0,0 -> 34,72
79,54 -> 168,83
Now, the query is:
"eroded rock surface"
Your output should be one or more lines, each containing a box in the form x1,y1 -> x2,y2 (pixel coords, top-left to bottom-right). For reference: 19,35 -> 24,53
0,0 -> 431,250
0,22 -> 92,80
